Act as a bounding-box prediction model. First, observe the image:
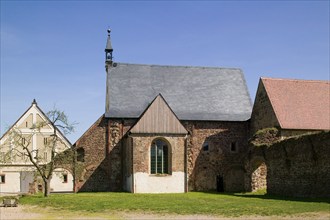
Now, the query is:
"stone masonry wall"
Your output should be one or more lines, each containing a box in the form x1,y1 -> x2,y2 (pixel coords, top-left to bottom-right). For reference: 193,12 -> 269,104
249,131 -> 330,197
250,81 -> 280,135
74,115 -> 108,192
131,135 -> 186,174
75,117 -> 249,193
183,121 -> 249,192
74,117 -> 135,192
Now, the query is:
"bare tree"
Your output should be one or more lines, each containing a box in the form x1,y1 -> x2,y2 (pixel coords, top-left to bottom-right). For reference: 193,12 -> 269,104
2,108 -> 75,197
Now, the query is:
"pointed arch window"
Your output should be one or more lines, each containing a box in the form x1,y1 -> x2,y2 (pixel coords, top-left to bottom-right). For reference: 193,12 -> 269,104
150,139 -> 170,174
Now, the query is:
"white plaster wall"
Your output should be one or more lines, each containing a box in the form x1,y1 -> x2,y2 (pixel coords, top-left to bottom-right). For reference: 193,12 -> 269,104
50,169 -> 73,192
0,172 -> 20,193
134,172 -> 185,193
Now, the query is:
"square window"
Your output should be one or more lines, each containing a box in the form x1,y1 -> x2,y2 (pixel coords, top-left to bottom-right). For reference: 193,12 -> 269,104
230,142 -> 238,153
0,175 -> 5,184
63,174 -> 68,183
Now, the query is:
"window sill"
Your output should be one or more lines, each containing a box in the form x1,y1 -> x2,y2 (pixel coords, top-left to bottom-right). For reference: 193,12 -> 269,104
149,173 -> 171,177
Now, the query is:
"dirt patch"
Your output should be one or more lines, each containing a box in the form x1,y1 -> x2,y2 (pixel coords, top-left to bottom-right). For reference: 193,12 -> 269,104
0,206 -> 42,220
0,205 -> 329,220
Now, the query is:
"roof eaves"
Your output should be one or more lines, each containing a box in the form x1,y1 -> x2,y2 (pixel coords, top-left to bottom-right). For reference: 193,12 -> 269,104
0,105 -> 34,141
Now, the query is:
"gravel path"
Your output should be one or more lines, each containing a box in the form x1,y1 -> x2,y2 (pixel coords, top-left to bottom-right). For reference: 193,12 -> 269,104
1,205 -> 329,220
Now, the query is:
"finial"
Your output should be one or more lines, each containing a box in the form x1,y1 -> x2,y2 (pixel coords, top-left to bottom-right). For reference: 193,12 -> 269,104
105,28 -> 113,62
32,99 -> 37,105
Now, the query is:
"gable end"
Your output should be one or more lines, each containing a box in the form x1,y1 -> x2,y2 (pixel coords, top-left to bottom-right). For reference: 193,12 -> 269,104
129,94 -> 188,135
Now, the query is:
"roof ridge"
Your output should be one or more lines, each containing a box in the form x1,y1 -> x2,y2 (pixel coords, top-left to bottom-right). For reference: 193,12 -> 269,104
113,62 -> 242,70
261,77 -> 330,84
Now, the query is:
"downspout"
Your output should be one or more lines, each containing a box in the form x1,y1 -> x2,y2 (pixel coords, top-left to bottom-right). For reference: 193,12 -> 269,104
120,119 -> 124,191
131,135 -> 135,193
184,134 -> 189,193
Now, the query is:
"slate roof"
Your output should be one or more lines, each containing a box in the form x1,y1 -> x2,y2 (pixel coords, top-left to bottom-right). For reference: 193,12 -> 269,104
105,63 -> 252,121
261,77 -> 330,130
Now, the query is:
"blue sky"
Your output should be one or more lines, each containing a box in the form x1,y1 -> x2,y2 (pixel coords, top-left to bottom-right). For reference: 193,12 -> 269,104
1,1 -> 329,143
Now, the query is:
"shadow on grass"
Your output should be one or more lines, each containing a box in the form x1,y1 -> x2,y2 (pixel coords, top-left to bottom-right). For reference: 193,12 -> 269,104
198,191 -> 330,204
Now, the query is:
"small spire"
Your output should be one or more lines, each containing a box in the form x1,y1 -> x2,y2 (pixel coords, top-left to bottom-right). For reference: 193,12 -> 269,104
32,99 -> 37,105
106,29 -> 113,51
105,29 -> 113,62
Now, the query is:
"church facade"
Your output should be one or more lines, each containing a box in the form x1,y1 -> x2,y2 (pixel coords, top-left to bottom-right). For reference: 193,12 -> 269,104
73,30 -> 252,193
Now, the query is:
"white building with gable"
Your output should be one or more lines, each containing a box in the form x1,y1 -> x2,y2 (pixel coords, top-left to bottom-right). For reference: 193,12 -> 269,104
0,99 -> 74,194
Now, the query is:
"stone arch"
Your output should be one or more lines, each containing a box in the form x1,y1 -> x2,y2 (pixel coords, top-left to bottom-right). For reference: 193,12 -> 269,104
250,157 -> 267,192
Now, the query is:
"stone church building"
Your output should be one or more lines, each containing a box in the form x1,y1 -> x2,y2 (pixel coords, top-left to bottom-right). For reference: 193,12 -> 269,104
2,30 -> 328,196
74,30 -> 252,193
74,30 -> 330,195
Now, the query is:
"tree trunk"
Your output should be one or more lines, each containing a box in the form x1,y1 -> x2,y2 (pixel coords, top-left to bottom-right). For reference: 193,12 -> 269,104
43,178 -> 51,197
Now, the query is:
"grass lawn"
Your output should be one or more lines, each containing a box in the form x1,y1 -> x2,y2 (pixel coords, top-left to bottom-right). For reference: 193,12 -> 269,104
18,191 -> 330,217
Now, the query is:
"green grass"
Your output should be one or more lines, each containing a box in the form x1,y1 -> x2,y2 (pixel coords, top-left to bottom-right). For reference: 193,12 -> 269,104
19,191 -> 330,217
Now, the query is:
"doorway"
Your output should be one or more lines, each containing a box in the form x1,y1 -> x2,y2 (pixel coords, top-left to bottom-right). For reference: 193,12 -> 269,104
216,175 -> 224,192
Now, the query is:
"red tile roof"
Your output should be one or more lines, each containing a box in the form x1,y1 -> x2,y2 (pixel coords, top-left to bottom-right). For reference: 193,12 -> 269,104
261,77 -> 330,130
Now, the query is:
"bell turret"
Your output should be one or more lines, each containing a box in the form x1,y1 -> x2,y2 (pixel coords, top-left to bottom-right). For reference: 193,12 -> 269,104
105,29 -> 113,62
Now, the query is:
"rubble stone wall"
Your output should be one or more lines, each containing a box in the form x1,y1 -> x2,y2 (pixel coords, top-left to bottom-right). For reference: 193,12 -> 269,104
249,132 -> 330,197
183,121 -> 249,192
250,82 -> 279,135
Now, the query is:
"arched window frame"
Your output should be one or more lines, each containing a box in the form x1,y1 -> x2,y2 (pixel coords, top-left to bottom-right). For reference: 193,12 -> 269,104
150,138 -> 171,175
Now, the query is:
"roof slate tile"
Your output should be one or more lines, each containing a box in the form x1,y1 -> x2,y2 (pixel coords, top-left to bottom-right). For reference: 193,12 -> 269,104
105,63 -> 252,121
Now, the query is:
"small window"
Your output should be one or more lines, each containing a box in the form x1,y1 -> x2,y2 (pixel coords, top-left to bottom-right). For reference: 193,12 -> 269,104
230,142 -> 238,153
76,148 -> 85,162
44,138 -> 48,145
22,138 -> 26,145
0,175 -> 5,184
26,122 -> 28,127
63,174 -> 68,183
202,142 -> 209,151
44,152 -> 48,161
